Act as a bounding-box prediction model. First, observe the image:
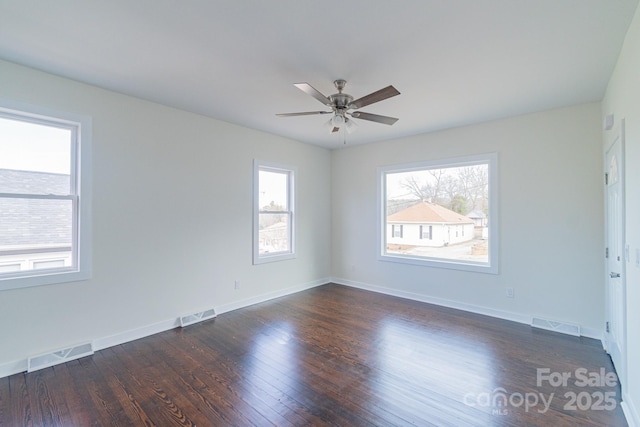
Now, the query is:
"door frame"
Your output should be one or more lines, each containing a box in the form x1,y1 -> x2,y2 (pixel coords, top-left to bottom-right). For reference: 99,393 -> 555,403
604,117 -> 626,395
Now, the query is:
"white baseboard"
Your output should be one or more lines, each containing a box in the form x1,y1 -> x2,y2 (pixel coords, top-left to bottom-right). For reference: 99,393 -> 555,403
215,277 -> 329,315
332,277 -> 602,340
580,327 -> 604,341
0,359 -> 27,379
0,277 -> 604,380
93,318 -> 180,352
334,277 -> 530,323
0,277 -> 330,380
623,397 -> 640,427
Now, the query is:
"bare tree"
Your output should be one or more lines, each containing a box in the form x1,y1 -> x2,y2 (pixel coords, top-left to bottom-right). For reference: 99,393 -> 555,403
427,169 -> 446,203
398,165 -> 488,214
458,166 -> 488,211
401,169 -> 447,203
400,175 -> 429,201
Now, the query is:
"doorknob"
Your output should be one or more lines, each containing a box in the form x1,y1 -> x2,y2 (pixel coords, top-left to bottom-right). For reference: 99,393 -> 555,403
610,272 -> 621,278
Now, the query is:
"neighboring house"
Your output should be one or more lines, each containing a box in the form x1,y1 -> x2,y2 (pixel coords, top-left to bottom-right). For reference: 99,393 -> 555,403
387,202 -> 475,247
467,210 -> 487,227
0,169 -> 72,272
258,221 -> 288,254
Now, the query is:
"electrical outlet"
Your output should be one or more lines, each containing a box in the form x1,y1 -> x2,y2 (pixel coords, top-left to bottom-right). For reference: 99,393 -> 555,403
234,280 -> 240,290
506,287 -> 514,298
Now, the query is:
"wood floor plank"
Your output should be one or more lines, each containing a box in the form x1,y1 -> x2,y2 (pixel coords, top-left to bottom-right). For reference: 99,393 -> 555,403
157,331 -> 306,426
186,316 -> 377,426
0,283 -> 628,426
8,374 -> 34,427
25,367 -> 70,427
0,375 -> 8,426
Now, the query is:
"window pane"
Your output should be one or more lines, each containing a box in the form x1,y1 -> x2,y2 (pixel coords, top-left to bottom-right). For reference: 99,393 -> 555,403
0,198 -> 73,273
385,163 -> 489,264
258,213 -> 290,254
0,116 -> 71,195
33,259 -> 67,270
259,170 -> 288,211
0,263 -> 21,273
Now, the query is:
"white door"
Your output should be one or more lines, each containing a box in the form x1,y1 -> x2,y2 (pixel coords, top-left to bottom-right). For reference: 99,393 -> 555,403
605,120 -> 626,384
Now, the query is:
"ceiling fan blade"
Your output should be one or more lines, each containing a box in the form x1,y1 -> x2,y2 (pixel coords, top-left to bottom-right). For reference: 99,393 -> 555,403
348,85 -> 400,109
294,83 -> 332,106
276,111 -> 332,117
350,111 -> 399,125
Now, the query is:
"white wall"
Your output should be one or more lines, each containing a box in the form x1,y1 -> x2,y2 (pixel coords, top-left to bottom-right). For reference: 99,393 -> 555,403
0,60 -> 332,370
603,3 -> 640,425
332,103 -> 604,334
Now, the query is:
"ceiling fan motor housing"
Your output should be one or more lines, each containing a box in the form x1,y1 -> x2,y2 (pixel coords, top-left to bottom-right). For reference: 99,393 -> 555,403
329,93 -> 353,112
330,79 -> 353,117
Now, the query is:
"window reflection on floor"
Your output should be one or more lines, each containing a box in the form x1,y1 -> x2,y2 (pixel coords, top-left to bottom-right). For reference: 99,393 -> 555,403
374,317 -> 499,420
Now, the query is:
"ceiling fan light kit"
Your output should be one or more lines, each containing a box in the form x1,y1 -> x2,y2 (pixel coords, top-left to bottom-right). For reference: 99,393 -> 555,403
277,79 -> 400,137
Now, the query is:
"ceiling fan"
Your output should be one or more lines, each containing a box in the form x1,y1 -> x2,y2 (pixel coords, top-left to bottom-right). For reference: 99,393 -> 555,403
276,79 -> 400,133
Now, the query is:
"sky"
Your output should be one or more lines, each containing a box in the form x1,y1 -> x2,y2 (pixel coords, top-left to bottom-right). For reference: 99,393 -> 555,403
0,116 -> 71,175
258,169 -> 288,209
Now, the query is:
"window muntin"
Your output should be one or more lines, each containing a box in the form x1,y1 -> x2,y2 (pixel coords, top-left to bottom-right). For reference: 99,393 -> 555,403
0,101 -> 91,290
253,160 -> 295,264
379,153 -> 498,274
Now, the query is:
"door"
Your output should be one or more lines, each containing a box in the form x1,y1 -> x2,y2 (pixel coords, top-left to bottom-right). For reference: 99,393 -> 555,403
605,119 -> 626,384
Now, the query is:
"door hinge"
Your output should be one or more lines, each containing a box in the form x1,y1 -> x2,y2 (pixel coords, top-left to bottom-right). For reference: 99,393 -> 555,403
606,247 -> 609,259
606,321 -> 610,333
605,173 -> 609,185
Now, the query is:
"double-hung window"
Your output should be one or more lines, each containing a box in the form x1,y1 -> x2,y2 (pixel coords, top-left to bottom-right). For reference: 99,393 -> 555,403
0,101 -> 91,290
253,160 -> 295,264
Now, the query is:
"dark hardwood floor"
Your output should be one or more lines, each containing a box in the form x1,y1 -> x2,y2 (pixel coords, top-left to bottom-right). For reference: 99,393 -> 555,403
0,283 -> 627,426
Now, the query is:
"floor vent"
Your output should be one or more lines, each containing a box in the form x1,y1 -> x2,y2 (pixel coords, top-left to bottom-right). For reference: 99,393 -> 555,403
27,342 -> 94,372
531,317 -> 581,337
180,308 -> 216,327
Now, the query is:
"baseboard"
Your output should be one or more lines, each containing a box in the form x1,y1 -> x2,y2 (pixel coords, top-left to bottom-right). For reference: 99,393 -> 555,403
332,277 -> 602,340
0,359 -> 28,379
92,318 -> 180,352
0,277 -> 330,379
580,327 -> 604,341
623,396 -> 640,427
215,277 -> 329,315
334,277 -> 530,323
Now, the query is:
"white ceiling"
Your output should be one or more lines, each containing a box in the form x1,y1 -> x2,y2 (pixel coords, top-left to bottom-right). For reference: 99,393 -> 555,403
1,0 -> 637,149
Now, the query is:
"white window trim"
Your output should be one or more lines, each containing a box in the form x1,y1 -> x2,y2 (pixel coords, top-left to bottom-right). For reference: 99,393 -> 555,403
0,99 -> 92,291
253,159 -> 296,264
377,152 -> 498,274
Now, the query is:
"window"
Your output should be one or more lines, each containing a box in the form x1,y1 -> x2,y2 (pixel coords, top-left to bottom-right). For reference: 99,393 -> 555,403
378,153 -> 498,274
0,100 -> 92,290
420,225 -> 432,240
253,160 -> 295,264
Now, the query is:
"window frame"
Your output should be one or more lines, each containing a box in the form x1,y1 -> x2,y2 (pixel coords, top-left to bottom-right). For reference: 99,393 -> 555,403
0,99 -> 92,291
253,159 -> 296,264
377,153 -> 498,274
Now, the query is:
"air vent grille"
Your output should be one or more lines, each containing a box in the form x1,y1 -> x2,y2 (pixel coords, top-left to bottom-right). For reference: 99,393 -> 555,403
27,342 -> 94,372
532,317 -> 580,336
179,308 -> 216,327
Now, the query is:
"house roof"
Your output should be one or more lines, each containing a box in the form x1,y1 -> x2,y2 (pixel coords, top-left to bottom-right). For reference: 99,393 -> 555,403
0,169 -> 72,248
387,202 -> 474,225
467,210 -> 487,219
